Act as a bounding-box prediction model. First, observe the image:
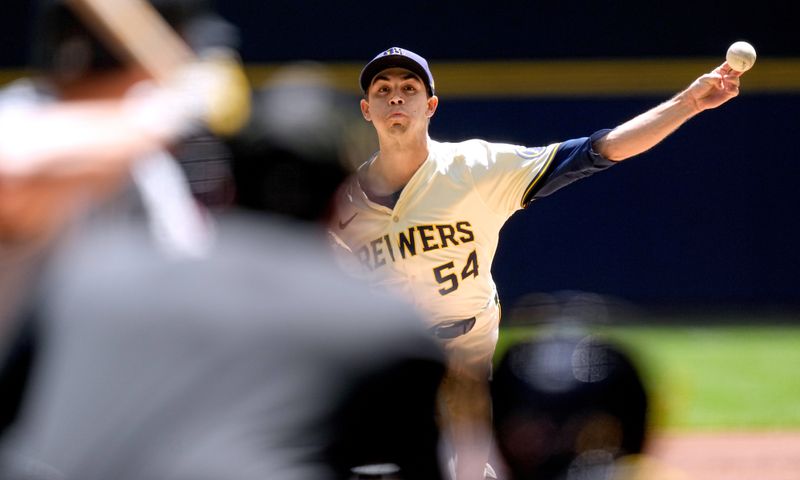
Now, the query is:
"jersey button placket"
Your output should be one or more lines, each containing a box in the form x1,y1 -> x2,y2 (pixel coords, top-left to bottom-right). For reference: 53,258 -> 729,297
389,214 -> 414,291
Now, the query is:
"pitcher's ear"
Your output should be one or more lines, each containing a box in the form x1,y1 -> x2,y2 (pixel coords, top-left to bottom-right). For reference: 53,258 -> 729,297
360,98 -> 371,121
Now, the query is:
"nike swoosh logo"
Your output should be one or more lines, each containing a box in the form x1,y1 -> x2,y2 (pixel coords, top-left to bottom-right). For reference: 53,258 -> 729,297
338,212 -> 358,230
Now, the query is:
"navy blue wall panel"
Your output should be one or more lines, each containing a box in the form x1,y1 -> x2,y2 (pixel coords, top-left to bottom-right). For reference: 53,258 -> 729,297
428,95 -> 799,309
2,1 -> 797,309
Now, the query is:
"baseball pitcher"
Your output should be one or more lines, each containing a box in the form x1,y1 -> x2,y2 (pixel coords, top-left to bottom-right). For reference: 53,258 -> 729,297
331,47 -> 743,480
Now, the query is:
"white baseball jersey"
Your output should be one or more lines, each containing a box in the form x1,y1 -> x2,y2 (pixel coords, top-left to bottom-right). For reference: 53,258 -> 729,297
331,138 -> 560,326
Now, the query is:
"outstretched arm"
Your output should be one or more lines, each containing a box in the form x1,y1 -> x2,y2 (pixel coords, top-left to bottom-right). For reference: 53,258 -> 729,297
594,63 -> 742,161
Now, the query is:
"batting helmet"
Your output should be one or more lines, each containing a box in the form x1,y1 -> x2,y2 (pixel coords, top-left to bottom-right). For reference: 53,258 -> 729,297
491,333 -> 649,480
30,0 -> 238,77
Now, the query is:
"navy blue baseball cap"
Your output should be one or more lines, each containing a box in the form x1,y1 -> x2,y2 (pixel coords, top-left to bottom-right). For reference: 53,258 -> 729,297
359,47 -> 435,97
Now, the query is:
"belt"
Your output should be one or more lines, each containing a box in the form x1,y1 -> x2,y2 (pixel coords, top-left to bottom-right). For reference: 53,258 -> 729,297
429,317 -> 476,340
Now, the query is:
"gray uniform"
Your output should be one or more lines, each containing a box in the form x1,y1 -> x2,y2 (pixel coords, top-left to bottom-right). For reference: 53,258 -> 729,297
0,212 -> 446,480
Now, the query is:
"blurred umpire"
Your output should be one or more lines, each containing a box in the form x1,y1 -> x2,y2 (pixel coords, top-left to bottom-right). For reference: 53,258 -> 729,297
0,1 -> 447,479
491,332 -> 650,480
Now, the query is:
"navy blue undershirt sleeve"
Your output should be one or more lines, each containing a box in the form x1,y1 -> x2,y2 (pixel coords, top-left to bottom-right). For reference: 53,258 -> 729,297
522,129 -> 616,207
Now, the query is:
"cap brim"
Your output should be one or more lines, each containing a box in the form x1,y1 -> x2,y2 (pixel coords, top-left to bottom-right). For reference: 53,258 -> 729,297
359,55 -> 432,96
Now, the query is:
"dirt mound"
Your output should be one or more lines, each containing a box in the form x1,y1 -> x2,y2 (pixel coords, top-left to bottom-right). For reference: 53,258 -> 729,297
648,431 -> 800,480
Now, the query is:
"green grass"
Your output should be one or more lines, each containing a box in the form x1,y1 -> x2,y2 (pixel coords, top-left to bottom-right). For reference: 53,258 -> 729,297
498,324 -> 800,431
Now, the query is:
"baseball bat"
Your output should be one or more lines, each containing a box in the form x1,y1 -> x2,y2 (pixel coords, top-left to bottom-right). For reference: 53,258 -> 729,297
64,0 -> 194,82
64,0 -> 251,136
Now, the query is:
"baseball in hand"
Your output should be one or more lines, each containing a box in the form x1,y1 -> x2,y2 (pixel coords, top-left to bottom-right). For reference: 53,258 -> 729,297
726,41 -> 757,73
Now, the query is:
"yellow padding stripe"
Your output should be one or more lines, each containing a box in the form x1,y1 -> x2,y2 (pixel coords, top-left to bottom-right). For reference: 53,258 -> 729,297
5,58 -> 799,97
244,58 -> 800,98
